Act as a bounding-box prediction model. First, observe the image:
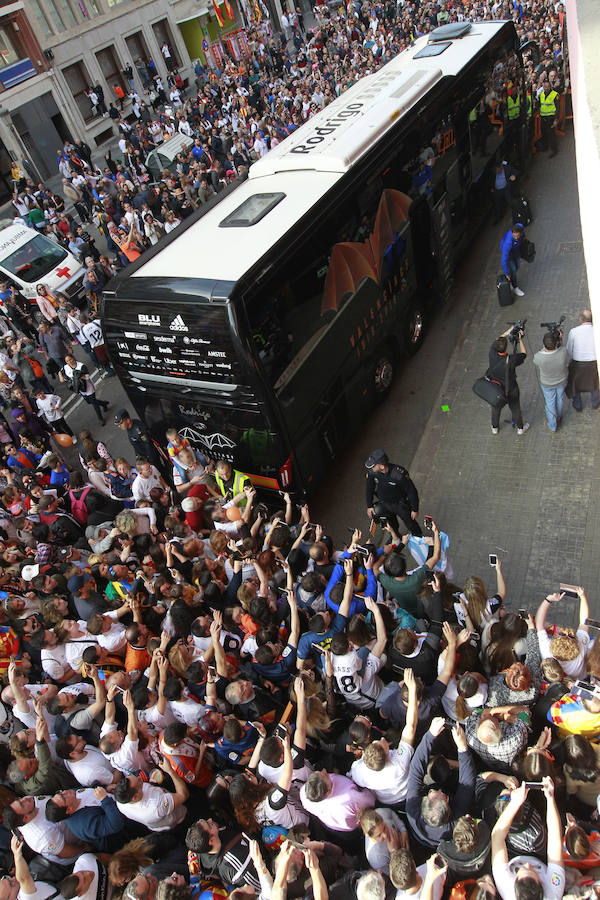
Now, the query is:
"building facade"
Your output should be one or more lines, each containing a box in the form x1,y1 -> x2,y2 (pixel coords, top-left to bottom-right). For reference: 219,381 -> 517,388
0,0 -> 246,200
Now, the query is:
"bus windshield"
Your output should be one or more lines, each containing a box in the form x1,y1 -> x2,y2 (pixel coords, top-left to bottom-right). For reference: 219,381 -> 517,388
2,234 -> 67,283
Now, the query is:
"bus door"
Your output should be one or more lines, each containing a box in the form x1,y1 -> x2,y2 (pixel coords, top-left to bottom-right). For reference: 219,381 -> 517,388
409,196 -> 435,294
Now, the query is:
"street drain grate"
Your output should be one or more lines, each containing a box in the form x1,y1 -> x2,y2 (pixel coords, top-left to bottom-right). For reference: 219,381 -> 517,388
559,241 -> 583,253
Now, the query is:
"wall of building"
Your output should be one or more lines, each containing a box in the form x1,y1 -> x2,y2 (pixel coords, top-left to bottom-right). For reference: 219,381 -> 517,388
565,0 -> 600,364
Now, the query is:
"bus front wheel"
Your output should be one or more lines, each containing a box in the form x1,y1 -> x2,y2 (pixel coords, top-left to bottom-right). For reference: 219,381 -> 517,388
403,306 -> 425,355
373,350 -> 394,396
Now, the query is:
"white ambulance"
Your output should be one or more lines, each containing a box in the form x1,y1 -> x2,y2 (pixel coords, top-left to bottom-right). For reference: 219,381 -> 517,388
0,224 -> 85,302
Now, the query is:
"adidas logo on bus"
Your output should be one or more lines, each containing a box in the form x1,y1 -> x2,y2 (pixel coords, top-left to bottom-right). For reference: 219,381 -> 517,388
170,315 -> 189,332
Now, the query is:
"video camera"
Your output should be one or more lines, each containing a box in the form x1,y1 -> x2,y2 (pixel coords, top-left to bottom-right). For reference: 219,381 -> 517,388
540,314 -> 565,346
507,319 -> 527,348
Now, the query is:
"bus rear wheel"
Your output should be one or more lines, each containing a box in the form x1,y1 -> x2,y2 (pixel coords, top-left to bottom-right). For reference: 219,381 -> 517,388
373,350 -> 394,396
403,306 -> 425,355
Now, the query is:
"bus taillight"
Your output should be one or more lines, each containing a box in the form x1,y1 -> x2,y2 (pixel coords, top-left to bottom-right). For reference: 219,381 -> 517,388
279,454 -> 293,489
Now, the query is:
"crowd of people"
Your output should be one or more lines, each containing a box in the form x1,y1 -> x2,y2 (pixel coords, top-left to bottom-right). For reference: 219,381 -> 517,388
0,3 -> 589,900
0,411 -> 598,900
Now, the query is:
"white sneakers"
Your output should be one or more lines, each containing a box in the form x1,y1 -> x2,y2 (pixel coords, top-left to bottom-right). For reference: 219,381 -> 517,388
517,423 -> 530,435
491,427 -> 499,434
513,286 -> 525,296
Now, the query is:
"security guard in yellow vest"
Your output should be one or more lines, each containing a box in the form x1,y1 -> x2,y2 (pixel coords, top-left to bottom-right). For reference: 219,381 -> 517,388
507,94 -> 521,120
538,78 -> 558,156
214,459 -> 250,506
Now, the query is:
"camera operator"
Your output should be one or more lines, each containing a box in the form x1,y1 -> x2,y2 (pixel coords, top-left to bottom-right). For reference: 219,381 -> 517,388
533,326 -> 569,433
486,327 -> 529,435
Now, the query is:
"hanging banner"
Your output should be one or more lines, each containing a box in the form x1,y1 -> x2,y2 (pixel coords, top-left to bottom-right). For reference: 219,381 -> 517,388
212,0 -> 224,26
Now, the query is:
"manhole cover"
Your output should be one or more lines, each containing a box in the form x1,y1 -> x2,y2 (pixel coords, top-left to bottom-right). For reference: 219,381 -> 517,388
559,241 -> 583,253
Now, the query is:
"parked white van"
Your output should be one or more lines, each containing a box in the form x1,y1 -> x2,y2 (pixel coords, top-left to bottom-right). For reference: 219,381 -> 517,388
0,224 -> 85,302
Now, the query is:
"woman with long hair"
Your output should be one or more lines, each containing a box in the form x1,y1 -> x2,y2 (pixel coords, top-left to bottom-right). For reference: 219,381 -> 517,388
108,837 -> 153,886
482,613 -> 528,676
229,732 -> 308,833
454,559 -> 506,630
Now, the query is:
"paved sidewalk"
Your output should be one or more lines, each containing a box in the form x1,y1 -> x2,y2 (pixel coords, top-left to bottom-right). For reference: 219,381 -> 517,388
409,131 -> 597,625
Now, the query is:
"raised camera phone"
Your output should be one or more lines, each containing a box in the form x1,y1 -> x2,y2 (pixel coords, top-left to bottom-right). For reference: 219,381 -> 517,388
424,515 -> 433,530
489,553 -> 497,566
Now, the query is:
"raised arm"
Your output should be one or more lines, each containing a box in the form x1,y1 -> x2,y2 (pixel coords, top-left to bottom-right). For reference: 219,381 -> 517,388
294,676 -> 307,751
491,782 -> 528,868
123,689 -> 138,741
158,755 -> 189,807
438,622 -> 458,687
488,557 -> 504,602
11,835 -> 35,896
576,586 -> 590,633
305,850 -> 328,900
210,610 -> 227,678
543,777 -> 563,867
85,664 -> 107,718
287,589 -> 300,649
156,654 -> 169,715
277,731 -> 294,792
364,596 -> 387,659
338,557 -> 355,620
400,667 -> 419,746
535,591 -> 564,632
424,519 -> 441,570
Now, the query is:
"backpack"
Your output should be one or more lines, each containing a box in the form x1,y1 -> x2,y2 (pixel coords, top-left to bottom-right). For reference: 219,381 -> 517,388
23,355 -> 44,379
68,486 -> 92,525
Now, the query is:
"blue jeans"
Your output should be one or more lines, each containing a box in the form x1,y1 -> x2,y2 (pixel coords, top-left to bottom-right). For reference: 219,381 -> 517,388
573,389 -> 600,410
507,254 -> 520,288
541,381 -> 567,430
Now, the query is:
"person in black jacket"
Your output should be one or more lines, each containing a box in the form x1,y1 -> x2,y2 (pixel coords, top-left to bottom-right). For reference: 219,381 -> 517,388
365,449 -> 422,536
486,330 -> 529,435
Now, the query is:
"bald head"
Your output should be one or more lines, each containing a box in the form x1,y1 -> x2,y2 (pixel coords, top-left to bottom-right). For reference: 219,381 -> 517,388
477,717 -> 502,745
580,309 -> 592,324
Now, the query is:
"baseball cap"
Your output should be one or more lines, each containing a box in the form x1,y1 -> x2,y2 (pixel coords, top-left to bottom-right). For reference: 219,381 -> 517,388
67,572 -> 91,593
114,409 -> 129,425
21,563 -> 40,581
365,449 -> 388,469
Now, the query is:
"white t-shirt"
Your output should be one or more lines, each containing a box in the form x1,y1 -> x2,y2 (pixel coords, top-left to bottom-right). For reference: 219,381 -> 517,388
442,676 -> 488,722
132,466 -> 163,502
19,798 -> 65,858
137,701 -> 176,733
537,627 -> 591,679
72,853 -> 106,900
169,696 -> 205,726
65,624 -> 98,670
116,782 -> 186,831
19,882 -> 65,900
331,649 -> 384,709
492,856 -> 565,900
350,741 -> 413,804
65,746 -> 114,786
102,734 -> 146,775
395,863 -> 445,900
97,619 -> 127,654
41,644 -> 70,681
81,320 -> 104,349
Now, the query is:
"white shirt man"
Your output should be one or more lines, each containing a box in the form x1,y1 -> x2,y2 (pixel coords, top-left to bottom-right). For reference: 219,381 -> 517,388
350,739 -> 414,805
35,393 -> 66,424
19,797 -> 68,861
116,779 -> 186,831
64,740 -> 115,787
132,462 -> 165,502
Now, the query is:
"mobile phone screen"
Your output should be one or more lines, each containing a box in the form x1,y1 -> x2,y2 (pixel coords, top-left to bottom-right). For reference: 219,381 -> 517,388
489,554 -> 497,566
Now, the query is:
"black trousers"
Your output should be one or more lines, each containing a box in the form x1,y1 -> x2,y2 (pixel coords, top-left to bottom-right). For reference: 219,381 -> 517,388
373,500 -> 423,537
491,387 -> 523,429
540,116 -> 557,153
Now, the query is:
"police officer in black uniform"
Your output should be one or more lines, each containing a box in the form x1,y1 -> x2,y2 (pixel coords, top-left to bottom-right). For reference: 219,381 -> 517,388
114,408 -> 162,470
365,449 -> 422,536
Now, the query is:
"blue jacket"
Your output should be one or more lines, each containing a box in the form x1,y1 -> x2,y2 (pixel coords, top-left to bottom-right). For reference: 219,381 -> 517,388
324,551 -> 377,616
66,797 -> 128,852
500,225 -> 523,277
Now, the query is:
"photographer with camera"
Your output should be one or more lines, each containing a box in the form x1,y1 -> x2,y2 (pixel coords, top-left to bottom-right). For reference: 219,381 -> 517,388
533,320 -> 569,433
486,326 -> 529,435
